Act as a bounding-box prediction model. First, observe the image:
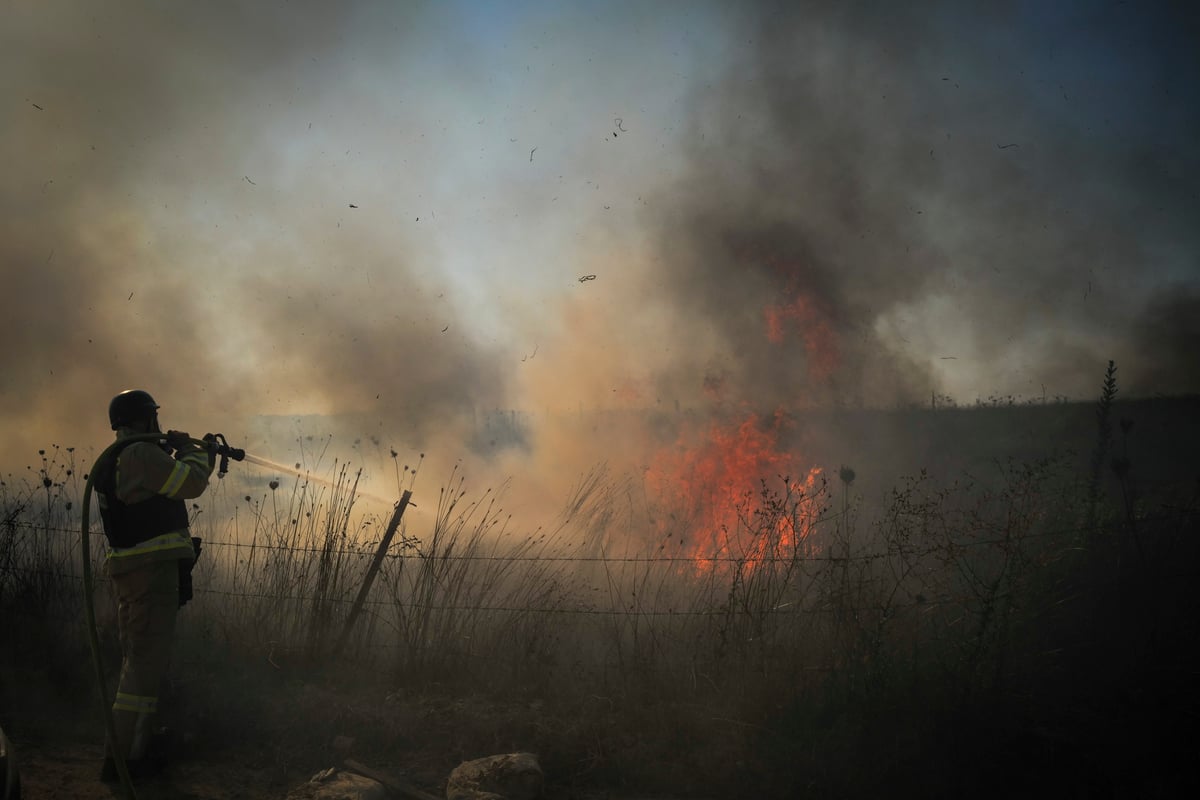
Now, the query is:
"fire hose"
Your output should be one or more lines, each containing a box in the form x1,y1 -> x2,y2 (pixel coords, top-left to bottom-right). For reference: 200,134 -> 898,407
80,432 -> 244,799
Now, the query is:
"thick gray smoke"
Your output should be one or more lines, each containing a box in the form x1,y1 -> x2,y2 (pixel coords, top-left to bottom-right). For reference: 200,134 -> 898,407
2,1 -> 1196,490
0,2 -> 512,465
641,1 -> 1200,407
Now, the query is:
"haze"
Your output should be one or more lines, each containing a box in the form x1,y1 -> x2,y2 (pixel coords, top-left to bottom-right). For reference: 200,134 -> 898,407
3,1 -> 1196,507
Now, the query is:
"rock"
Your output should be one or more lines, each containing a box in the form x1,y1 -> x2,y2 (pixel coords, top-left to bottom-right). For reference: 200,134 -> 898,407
285,768 -> 388,800
446,753 -> 543,800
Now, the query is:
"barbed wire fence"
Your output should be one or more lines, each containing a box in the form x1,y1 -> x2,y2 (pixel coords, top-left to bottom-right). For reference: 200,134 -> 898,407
3,505 -> 1195,676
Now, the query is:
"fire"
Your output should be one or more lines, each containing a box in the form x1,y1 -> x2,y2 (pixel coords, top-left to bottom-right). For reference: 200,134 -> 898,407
646,410 -> 822,573
764,294 -> 839,381
641,255 -> 836,573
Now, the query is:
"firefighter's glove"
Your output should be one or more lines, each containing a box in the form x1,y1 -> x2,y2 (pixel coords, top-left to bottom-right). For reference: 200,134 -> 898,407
164,430 -> 193,453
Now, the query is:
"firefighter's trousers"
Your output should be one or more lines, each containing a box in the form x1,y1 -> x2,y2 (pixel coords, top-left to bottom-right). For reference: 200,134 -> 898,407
107,559 -> 179,761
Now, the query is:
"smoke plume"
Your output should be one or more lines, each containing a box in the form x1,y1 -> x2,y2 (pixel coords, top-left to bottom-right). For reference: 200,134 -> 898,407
2,1 -> 1197,509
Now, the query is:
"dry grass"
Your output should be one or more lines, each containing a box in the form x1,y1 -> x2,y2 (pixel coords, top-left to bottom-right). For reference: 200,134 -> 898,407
2,392 -> 1199,797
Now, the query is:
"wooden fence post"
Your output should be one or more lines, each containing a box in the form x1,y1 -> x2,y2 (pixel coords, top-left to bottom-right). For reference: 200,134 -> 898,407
335,489 -> 412,654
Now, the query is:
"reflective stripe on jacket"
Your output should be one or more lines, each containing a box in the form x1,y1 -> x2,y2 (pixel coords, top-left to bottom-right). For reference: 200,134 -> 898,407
96,435 -> 215,572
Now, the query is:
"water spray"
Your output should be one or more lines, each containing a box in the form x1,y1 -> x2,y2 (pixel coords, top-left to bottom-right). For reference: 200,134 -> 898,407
237,451 -> 400,507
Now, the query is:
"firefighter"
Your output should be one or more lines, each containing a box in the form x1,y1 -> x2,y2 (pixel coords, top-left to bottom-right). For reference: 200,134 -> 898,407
0,719 -> 19,800
94,389 -> 216,782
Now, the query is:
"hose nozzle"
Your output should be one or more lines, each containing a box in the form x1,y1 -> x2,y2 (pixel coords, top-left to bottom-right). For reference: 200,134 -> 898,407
208,433 -> 245,477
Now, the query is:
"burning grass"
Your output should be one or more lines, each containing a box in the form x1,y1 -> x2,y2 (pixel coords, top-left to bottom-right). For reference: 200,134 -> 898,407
1,395 -> 1199,797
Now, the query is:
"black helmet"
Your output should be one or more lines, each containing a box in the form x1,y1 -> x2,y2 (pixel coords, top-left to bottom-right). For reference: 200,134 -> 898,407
108,389 -> 160,430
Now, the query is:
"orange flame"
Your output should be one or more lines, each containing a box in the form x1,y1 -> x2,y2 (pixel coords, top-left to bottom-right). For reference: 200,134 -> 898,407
646,410 -> 822,573
764,294 -> 839,381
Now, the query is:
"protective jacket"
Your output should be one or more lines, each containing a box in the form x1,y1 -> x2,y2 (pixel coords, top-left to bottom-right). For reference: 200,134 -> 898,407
95,433 -> 215,575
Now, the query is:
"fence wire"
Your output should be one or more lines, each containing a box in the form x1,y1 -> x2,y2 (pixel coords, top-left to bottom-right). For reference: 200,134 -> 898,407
4,506 -> 1195,632
0,515 -> 1134,563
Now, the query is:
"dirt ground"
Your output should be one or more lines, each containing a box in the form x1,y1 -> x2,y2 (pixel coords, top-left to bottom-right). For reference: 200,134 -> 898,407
16,739 -> 313,800
14,733 -> 657,800
2,662 -> 681,800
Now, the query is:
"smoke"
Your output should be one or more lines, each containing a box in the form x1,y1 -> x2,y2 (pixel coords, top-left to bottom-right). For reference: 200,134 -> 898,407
0,2 -> 510,468
1132,285 -> 1200,395
629,1 -> 1200,408
499,0 -> 1200,511
2,1 -> 1196,506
